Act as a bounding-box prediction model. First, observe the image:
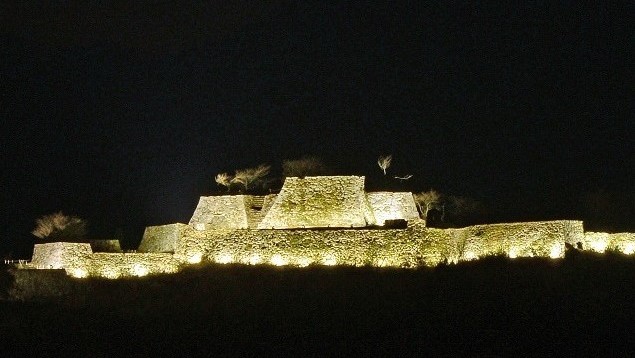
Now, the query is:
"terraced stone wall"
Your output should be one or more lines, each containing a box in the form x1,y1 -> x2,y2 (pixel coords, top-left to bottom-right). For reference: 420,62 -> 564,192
367,192 -> 421,225
139,223 -> 189,253
175,220 -> 585,267
453,220 -> 585,260
258,176 -> 375,229
189,195 -> 251,230
64,253 -> 180,279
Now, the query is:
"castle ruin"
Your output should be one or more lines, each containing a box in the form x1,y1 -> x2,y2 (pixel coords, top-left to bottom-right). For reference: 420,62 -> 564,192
20,176 -> 635,279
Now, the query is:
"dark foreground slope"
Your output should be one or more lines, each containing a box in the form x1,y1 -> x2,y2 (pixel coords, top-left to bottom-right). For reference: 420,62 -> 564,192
1,252 -> 635,357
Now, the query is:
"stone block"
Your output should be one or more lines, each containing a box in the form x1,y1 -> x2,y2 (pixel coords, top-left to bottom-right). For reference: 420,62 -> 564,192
189,195 -> 251,230
258,176 -> 375,229
139,223 -> 188,253
367,192 -> 421,226
30,242 -> 93,269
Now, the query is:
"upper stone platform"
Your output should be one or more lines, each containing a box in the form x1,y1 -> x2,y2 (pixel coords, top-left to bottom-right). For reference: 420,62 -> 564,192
258,176 -> 376,229
185,176 -> 421,231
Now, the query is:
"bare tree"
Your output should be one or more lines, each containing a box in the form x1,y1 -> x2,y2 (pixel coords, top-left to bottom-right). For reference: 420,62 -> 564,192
413,190 -> 442,220
215,173 -> 233,191
394,174 -> 413,182
282,156 -> 329,177
231,164 -> 271,191
32,211 -> 87,241
377,154 -> 392,175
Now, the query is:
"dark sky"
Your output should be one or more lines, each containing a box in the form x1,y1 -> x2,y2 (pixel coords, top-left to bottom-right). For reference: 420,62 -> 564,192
1,1 -> 633,255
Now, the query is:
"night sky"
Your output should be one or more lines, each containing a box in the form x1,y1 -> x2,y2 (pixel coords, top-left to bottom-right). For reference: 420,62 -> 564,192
1,1 -> 633,256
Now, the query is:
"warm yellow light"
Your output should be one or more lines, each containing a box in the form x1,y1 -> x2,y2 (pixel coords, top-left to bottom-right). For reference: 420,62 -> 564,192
162,265 -> 180,274
297,257 -> 312,267
375,258 -> 389,267
508,248 -> 518,259
322,253 -> 337,266
70,268 -> 88,278
463,251 -> 477,261
375,257 -> 399,267
623,243 -> 635,255
132,264 -> 149,277
549,244 -> 563,259
589,240 -> 608,253
187,252 -> 203,264
270,254 -> 288,266
247,254 -> 262,265
215,253 -> 234,264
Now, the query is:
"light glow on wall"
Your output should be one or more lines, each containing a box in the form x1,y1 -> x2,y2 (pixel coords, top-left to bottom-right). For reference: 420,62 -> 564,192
297,257 -> 312,267
375,258 -> 388,267
622,243 -> 635,255
508,248 -> 518,259
589,239 -> 608,253
101,267 -> 121,279
187,252 -> 203,264
270,254 -> 288,266
549,243 -> 564,259
322,253 -> 337,266
69,267 -> 88,278
132,264 -> 149,277
247,254 -> 262,265
463,251 -> 478,261
215,253 -> 234,264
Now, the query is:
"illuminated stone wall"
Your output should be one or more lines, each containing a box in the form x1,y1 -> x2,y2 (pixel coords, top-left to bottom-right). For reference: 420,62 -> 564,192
581,232 -> 635,254
25,219 -> 626,281
64,253 -> 180,279
452,220 -> 585,260
139,223 -> 189,253
175,225 -> 451,267
367,192 -> 421,225
189,195 -> 251,230
261,194 -> 277,214
175,220 -> 584,267
258,176 -> 376,229
30,242 -> 93,269
29,242 -> 181,279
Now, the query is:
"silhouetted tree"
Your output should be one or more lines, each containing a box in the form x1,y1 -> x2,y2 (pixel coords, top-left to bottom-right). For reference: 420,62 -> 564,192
282,156 -> 330,177
215,173 -> 233,191
413,190 -> 442,220
231,164 -> 271,191
377,154 -> 392,175
32,212 -> 87,242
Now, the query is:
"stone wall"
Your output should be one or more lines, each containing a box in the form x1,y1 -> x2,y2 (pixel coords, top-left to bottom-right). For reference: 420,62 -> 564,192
189,195 -> 251,230
258,176 -> 375,229
582,232 -> 635,253
30,242 -> 93,269
367,192 -> 420,226
64,253 -> 180,279
261,194 -> 277,214
451,220 -> 585,260
28,242 -> 181,279
138,223 -> 189,253
175,220 -> 584,267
